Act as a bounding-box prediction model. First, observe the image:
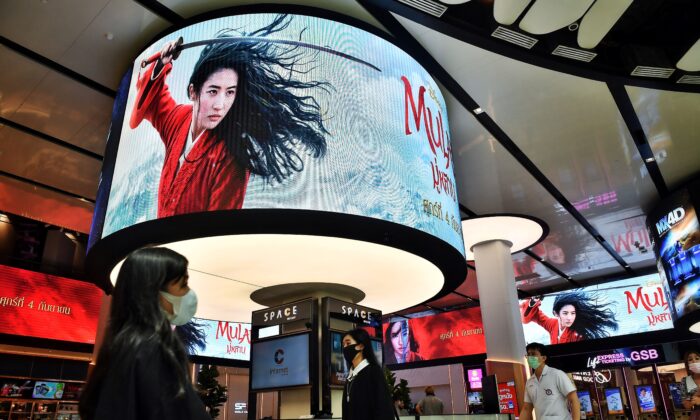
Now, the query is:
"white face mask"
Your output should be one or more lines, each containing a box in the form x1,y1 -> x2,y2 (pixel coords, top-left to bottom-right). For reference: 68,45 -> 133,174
160,289 -> 198,326
689,362 -> 700,374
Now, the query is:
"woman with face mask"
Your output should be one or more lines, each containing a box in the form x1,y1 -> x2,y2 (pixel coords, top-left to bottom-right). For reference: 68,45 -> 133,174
342,328 -> 396,420
682,350 -> 700,418
79,247 -> 208,420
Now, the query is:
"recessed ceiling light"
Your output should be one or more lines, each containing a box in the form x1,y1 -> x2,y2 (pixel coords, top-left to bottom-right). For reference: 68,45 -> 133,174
104,32 -> 114,41
474,107 -> 483,114
645,157 -> 655,163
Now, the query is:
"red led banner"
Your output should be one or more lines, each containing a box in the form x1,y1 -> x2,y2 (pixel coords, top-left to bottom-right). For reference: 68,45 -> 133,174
0,265 -> 102,344
383,307 -> 485,364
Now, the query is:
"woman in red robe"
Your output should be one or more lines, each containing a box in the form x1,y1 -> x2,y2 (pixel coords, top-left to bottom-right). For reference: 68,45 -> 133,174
129,15 -> 329,217
520,291 -> 618,344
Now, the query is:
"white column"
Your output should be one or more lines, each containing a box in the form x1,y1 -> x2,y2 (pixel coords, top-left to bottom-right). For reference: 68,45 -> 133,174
472,239 -> 526,362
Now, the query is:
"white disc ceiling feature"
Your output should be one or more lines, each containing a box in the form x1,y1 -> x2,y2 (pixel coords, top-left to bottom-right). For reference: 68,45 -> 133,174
461,215 -> 547,261
110,234 -> 445,322
677,38 -> 700,71
578,0 -> 633,49
493,0 -> 532,25
519,0 -> 595,35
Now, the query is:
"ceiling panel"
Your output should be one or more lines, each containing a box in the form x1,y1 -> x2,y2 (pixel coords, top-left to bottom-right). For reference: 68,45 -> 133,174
396,14 -> 659,272
0,0 -> 110,60
442,87 -> 620,282
0,46 -> 50,118
58,0 -> 170,90
426,292 -> 473,310
7,70 -> 113,153
0,175 -> 93,234
160,0 -> 387,31
0,125 -> 100,199
626,86 -> 700,191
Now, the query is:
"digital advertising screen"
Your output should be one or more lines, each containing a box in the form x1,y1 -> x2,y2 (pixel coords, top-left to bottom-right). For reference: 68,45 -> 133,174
467,391 -> 483,405
60,383 -> 82,401
520,274 -> 672,345
32,381 -> 64,399
96,12 -> 464,257
329,331 -> 382,386
605,387 -> 624,415
577,390 -> 593,416
668,382 -> 684,411
383,307 -> 485,364
0,379 -> 34,398
635,385 -> 656,413
647,182 -> 700,329
0,264 -> 102,344
180,318 -> 251,360
251,333 -> 310,390
466,368 -> 483,390
497,382 -> 518,414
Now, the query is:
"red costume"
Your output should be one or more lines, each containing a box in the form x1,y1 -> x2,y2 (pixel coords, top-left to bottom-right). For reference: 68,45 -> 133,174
519,300 -> 582,344
129,62 -> 249,218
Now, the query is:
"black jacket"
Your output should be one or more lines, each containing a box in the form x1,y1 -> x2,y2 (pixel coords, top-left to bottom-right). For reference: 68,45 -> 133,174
92,340 -> 209,420
342,363 -> 396,420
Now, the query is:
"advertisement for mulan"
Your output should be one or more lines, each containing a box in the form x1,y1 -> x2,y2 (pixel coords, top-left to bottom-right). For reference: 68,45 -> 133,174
100,13 -> 463,255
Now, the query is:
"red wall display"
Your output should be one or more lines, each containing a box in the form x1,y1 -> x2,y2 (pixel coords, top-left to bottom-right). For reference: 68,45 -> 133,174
497,382 -> 518,414
0,265 -> 102,344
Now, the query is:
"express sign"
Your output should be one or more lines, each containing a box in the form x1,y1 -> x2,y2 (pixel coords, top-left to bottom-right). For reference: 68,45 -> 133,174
586,346 -> 663,369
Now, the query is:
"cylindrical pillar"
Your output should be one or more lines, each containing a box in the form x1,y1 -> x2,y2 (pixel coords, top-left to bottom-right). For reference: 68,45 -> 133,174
472,239 -> 528,412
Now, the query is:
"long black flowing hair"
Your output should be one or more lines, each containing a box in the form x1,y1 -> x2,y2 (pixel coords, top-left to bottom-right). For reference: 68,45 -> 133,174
79,248 -> 190,420
345,328 -> 380,366
176,319 -> 207,353
553,291 -> 618,339
188,14 -> 330,184
383,320 -> 419,364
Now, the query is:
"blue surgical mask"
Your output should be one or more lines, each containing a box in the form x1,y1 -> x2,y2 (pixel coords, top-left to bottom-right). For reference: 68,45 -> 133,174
160,289 -> 198,326
527,356 -> 541,370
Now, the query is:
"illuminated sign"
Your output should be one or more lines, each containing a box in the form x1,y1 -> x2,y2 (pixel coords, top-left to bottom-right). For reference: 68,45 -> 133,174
327,298 -> 381,325
252,299 -> 313,327
184,318 -> 251,360
552,345 -> 664,371
467,368 -> 483,389
521,274 -> 672,345
95,12 -> 464,257
0,265 -> 102,344
656,208 -> 686,236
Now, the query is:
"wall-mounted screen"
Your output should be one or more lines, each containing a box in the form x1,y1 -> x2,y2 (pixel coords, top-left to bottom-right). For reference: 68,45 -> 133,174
329,331 -> 382,386
520,274 -> 672,345
635,385 -> 656,413
179,318 -> 251,360
647,181 -> 700,330
605,387 -> 624,415
0,264 -> 102,344
577,390 -> 593,416
467,391 -> 483,405
0,379 -> 34,398
32,381 -> 64,399
383,307 -> 485,364
94,12 -> 464,257
668,383 -> 684,411
251,333 -> 310,390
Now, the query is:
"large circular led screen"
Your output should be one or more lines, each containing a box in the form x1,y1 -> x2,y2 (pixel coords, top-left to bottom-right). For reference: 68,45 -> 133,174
97,12 -> 463,256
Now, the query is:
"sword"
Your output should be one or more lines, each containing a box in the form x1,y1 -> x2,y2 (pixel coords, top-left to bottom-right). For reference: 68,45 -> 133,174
140,36 -> 382,72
